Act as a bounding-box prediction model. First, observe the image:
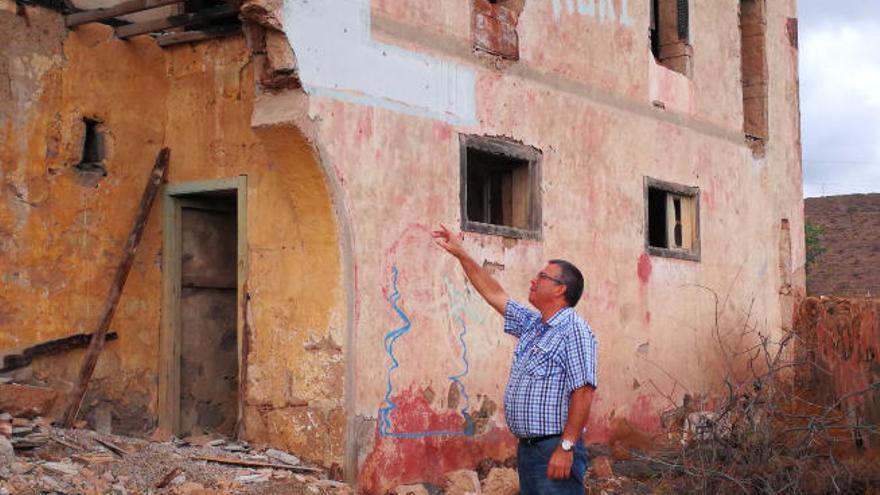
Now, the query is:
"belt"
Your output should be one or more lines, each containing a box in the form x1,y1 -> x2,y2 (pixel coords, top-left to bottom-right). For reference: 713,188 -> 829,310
518,434 -> 561,446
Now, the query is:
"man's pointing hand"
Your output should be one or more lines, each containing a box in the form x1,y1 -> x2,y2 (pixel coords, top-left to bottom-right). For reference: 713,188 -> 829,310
432,224 -> 465,258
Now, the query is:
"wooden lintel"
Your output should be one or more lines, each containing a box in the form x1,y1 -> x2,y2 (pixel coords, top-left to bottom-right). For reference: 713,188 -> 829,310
156,25 -> 240,47
65,0 -> 184,27
115,5 -> 237,39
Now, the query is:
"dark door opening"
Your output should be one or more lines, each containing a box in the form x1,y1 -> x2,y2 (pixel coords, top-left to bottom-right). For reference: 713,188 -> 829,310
178,191 -> 239,437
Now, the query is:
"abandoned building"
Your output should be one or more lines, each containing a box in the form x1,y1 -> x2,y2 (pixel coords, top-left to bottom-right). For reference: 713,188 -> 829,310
1,0 -> 805,492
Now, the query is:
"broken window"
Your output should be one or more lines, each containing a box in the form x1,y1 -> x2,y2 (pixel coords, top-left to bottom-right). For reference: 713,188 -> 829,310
645,177 -> 699,260
460,135 -> 541,239
740,0 -> 769,154
650,0 -> 693,76
472,0 -> 522,60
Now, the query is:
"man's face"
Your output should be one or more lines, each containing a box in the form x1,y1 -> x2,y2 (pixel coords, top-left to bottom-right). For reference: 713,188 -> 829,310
528,263 -> 566,308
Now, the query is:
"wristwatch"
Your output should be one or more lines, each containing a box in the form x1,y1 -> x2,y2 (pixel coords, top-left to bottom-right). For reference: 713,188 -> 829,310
560,438 -> 574,452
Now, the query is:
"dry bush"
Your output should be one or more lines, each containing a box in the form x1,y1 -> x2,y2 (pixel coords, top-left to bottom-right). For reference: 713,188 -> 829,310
642,291 -> 880,494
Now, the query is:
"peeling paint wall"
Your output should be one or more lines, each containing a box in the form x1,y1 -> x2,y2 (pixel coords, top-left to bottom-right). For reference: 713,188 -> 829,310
279,0 -> 805,492
1,4 -> 345,467
3,0 -> 805,492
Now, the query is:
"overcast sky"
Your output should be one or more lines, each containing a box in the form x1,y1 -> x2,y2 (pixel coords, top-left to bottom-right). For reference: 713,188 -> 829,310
799,1 -> 880,197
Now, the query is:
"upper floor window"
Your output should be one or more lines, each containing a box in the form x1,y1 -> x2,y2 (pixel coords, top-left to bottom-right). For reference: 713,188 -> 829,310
650,0 -> 693,77
740,0 -> 769,156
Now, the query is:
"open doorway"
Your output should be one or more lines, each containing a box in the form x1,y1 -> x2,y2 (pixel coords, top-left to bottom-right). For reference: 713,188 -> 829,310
160,177 -> 247,438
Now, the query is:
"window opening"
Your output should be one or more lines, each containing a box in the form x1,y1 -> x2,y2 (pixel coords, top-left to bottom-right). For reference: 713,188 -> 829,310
740,0 -> 769,155
75,118 -> 108,186
460,135 -> 541,239
472,0 -> 523,60
645,177 -> 700,260
650,0 -> 693,77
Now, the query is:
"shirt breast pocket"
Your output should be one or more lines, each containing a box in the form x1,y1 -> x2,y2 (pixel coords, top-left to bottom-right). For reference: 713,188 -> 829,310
524,349 -> 563,378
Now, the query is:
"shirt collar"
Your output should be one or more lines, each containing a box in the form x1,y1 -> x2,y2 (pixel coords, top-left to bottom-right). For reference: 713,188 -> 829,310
543,306 -> 573,327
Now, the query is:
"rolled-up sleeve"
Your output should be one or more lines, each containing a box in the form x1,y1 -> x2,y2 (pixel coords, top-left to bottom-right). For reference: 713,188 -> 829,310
563,323 -> 598,393
504,299 -> 540,338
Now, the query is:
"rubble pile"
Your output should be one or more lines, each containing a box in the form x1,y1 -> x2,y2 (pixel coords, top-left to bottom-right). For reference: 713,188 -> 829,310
0,409 -> 349,495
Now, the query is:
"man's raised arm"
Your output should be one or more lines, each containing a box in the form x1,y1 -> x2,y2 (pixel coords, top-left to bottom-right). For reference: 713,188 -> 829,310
432,225 -> 508,315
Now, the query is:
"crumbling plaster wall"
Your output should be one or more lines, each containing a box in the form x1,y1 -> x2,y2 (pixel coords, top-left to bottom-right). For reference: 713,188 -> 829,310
278,0 -> 805,491
0,5 -> 346,466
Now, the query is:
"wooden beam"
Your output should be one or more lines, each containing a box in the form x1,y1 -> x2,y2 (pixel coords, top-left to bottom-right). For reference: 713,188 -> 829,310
156,25 -> 240,47
58,148 -> 170,428
1,332 -> 119,373
190,454 -> 323,473
65,0 -> 184,27
115,5 -> 236,39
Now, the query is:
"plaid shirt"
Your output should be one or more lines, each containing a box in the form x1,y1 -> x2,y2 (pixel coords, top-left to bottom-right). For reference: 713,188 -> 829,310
503,299 -> 598,438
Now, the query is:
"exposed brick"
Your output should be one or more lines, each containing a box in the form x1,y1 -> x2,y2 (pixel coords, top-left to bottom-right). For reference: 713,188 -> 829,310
472,0 -> 521,60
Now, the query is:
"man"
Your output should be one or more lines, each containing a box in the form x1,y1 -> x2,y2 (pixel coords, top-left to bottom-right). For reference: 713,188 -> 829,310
432,225 -> 598,495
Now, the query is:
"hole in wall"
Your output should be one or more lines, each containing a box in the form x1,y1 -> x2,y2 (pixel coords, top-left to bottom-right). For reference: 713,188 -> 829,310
74,117 -> 108,187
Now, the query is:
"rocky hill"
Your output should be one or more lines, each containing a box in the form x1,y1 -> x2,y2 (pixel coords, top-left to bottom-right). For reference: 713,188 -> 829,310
804,193 -> 880,296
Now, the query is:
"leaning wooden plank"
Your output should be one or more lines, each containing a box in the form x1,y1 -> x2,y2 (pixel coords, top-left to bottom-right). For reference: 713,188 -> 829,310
156,25 -> 240,47
115,5 -> 236,39
1,331 -> 119,373
58,148 -> 170,428
190,455 -> 323,473
66,0 -> 184,27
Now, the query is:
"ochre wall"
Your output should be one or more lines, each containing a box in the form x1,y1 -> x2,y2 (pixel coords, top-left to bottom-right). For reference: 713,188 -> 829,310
0,5 -> 346,466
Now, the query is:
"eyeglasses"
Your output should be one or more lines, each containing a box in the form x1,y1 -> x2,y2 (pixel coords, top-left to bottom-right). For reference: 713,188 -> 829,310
537,272 -> 565,285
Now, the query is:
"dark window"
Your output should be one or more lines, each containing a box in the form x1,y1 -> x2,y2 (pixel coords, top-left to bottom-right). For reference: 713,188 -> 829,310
645,177 -> 700,261
460,135 -> 541,239
79,118 -> 104,166
650,0 -> 693,76
75,118 -> 107,179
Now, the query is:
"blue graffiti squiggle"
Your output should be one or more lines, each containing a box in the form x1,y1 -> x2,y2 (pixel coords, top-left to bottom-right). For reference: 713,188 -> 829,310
378,266 -> 475,437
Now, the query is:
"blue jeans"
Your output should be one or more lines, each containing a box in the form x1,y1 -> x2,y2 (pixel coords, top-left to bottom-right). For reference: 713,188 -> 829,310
517,436 -> 588,495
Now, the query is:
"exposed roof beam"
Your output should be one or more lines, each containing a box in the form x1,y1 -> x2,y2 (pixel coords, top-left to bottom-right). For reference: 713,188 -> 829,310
156,25 -> 240,47
65,0 -> 184,27
114,4 -> 237,39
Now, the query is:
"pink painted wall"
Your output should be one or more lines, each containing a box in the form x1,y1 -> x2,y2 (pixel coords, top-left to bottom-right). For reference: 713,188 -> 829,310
280,1 -> 806,491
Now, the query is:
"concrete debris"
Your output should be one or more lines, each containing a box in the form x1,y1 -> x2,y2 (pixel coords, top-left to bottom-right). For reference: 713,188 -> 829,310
221,441 -> 248,452
444,469 -> 481,495
265,447 -> 301,466
0,436 -> 14,463
481,467 -> 518,495
235,472 -> 270,484
43,460 -> 81,476
393,483 -> 432,495
0,407 -> 338,495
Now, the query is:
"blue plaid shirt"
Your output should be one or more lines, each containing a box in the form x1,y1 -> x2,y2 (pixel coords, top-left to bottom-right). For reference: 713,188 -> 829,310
503,299 -> 598,438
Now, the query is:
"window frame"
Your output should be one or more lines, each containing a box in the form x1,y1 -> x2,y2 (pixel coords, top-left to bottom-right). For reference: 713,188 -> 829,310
459,134 -> 542,240
644,176 -> 701,261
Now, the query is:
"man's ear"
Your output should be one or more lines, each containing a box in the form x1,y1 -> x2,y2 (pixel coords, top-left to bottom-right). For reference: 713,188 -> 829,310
556,284 -> 567,299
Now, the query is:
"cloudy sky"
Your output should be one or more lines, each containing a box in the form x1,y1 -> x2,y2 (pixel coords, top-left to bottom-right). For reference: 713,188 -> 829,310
799,1 -> 880,197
